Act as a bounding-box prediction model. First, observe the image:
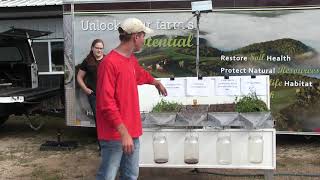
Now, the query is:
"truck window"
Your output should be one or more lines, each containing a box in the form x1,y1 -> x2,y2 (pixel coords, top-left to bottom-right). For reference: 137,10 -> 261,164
0,46 -> 22,62
32,42 -> 49,72
51,42 -> 64,72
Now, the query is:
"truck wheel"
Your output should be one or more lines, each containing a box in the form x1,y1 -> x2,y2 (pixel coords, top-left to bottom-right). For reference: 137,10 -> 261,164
0,116 -> 9,126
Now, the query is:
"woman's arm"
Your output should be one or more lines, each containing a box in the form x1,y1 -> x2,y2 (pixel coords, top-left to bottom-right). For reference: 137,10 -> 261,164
77,69 -> 93,95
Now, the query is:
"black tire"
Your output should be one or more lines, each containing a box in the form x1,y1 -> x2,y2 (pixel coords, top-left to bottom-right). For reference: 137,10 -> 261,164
0,115 -> 9,126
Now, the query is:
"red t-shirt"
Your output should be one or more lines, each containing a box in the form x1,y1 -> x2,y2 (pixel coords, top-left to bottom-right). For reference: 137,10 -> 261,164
96,50 -> 155,140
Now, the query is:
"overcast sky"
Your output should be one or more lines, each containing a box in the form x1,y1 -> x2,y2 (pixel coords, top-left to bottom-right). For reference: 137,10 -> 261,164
200,9 -> 320,52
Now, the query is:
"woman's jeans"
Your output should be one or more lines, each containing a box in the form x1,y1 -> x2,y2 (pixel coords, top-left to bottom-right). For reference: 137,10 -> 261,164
88,92 -> 100,149
88,92 -> 96,116
96,139 -> 140,180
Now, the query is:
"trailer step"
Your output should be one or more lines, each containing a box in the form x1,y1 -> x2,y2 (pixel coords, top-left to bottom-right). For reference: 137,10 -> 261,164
40,129 -> 78,151
40,140 -> 78,151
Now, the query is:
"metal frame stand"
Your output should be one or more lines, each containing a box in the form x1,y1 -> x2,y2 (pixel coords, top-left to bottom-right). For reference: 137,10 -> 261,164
195,11 -> 201,77
40,129 -> 78,151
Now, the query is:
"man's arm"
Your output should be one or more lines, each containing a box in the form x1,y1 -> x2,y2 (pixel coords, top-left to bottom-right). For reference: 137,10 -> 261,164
133,59 -> 167,96
151,79 -> 167,96
134,59 -> 155,85
117,124 -> 134,154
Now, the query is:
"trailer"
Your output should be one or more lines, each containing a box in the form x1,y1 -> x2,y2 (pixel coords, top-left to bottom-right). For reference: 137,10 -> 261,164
63,0 -> 320,134
63,0 -> 320,178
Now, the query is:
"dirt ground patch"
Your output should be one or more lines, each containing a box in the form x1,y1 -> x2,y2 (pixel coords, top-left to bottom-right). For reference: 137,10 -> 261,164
1,116 -> 320,180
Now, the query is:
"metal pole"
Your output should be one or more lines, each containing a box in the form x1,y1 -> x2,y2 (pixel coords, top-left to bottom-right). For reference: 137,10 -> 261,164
196,11 -> 200,77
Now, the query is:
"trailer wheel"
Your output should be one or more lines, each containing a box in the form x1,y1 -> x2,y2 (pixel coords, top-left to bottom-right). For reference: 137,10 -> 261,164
0,115 -> 9,126
26,114 -> 44,131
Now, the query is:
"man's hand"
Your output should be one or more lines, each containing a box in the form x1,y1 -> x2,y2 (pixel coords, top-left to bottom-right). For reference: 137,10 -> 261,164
117,124 -> 134,154
121,133 -> 134,154
152,80 -> 167,96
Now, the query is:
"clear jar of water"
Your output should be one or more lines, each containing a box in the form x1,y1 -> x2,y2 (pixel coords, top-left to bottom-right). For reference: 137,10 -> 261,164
153,133 -> 169,163
216,134 -> 232,165
248,134 -> 264,163
184,133 -> 199,164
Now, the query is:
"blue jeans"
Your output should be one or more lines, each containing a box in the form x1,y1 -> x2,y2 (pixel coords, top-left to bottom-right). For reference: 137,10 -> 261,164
96,138 -> 140,180
88,92 -> 101,149
88,92 -> 96,116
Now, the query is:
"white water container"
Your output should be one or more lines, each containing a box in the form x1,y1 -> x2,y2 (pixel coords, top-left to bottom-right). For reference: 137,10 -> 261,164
216,134 -> 232,165
153,133 -> 169,163
248,134 -> 264,163
184,133 -> 199,164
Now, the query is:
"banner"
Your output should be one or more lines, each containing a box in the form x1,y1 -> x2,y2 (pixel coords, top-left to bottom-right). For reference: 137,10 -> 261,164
71,9 -> 320,132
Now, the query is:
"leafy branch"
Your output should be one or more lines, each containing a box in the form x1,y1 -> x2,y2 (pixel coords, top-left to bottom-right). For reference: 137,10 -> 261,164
151,99 -> 183,113
235,93 -> 268,112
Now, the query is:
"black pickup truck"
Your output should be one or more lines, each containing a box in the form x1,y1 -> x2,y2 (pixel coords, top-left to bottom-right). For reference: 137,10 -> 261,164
0,28 -> 63,126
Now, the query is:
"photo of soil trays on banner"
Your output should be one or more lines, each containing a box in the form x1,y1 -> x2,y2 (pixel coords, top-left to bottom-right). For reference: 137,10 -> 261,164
72,8 -> 320,132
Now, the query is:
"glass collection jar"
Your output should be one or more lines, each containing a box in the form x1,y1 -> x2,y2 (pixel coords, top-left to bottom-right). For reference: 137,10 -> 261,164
248,134 -> 264,163
184,133 -> 199,164
216,134 -> 232,165
153,133 -> 169,163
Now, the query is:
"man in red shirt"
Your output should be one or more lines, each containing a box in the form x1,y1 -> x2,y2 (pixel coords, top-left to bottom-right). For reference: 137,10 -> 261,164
96,18 -> 167,180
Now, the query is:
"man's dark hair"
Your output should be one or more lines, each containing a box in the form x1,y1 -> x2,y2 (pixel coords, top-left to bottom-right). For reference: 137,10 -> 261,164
118,27 -> 133,42
118,27 -> 146,42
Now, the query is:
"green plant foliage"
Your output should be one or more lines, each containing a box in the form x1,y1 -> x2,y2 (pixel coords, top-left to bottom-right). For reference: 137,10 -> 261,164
235,93 -> 268,112
151,99 -> 183,113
